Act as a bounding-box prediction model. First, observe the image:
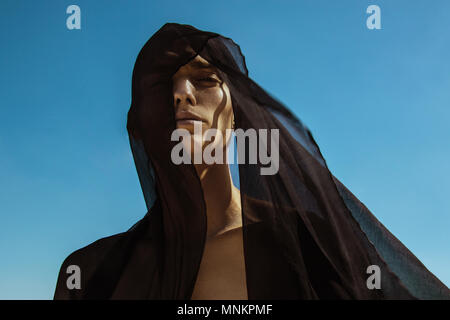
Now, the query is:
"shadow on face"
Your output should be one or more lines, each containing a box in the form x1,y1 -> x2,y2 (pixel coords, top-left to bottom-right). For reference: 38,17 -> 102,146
172,55 -> 234,160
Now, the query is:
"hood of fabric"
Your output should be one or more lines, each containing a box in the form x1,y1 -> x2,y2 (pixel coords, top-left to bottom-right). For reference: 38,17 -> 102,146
120,23 -> 449,300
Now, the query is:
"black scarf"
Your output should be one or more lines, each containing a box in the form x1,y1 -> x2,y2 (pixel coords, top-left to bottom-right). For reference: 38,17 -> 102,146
54,23 -> 450,300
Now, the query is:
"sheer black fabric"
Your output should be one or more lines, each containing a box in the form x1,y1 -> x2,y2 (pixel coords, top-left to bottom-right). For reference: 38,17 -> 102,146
54,23 -> 450,300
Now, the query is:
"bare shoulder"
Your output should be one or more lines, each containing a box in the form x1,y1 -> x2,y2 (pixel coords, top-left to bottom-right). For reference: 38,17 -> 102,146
242,194 -> 298,224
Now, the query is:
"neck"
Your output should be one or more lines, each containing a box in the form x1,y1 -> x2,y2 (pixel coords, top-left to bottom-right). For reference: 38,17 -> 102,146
194,162 -> 242,239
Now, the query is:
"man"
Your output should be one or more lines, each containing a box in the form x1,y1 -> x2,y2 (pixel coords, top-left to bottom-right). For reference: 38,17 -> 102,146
54,23 -> 449,300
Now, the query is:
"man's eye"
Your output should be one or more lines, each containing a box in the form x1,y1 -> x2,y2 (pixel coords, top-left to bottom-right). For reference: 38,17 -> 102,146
196,76 -> 219,83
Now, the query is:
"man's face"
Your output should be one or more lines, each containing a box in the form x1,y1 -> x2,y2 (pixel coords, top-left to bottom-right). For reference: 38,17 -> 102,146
172,55 -> 234,137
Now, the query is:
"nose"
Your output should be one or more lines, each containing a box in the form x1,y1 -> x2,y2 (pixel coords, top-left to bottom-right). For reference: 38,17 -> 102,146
173,78 -> 196,108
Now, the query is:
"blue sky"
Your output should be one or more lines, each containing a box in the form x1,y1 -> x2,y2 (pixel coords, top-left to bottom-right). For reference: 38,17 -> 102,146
0,0 -> 448,299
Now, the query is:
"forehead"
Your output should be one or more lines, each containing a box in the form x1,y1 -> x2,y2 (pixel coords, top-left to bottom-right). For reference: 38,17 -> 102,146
174,55 -> 217,76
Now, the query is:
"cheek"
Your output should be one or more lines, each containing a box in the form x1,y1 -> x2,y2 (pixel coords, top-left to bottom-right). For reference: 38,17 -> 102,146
199,87 -> 225,110
218,87 -> 233,127
198,87 -> 233,151
197,87 -> 231,125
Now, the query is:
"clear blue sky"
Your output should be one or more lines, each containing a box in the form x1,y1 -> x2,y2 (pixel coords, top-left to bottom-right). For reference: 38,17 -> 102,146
0,0 -> 448,299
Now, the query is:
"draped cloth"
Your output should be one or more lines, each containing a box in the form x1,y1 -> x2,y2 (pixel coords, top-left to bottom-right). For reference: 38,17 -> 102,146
54,23 -> 450,300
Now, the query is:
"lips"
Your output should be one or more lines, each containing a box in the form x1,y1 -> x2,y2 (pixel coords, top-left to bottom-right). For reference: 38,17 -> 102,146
175,110 -> 204,122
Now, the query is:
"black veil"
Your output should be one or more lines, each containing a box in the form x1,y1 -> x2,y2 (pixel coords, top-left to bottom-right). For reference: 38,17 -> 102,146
54,23 -> 450,300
